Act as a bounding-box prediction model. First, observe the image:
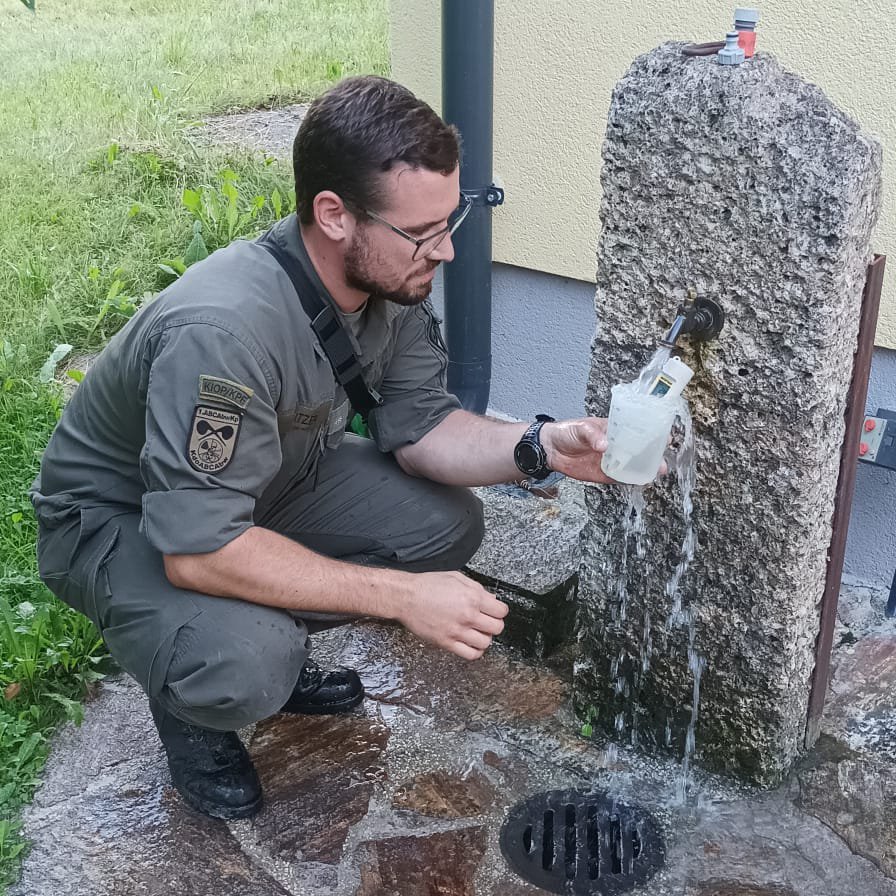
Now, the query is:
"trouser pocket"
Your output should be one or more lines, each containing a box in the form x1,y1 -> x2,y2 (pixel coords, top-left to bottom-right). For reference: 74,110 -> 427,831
37,505 -> 122,629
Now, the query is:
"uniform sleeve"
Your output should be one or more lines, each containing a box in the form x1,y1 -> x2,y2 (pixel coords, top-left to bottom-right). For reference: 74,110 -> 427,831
139,322 -> 282,555
367,300 -> 461,452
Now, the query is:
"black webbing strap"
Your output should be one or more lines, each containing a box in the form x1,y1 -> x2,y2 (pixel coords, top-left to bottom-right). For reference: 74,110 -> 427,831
259,239 -> 383,418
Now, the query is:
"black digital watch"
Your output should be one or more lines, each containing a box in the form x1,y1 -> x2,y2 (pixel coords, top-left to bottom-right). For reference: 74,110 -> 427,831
513,414 -> 555,480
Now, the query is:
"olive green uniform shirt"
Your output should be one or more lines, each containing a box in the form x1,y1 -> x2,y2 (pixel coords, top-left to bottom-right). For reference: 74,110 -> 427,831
31,214 -> 460,556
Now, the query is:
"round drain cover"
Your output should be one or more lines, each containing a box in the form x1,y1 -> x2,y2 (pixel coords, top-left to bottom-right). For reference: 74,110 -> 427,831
499,789 -> 665,894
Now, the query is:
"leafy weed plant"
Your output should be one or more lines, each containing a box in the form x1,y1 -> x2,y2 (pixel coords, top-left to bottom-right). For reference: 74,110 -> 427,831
172,164 -> 297,276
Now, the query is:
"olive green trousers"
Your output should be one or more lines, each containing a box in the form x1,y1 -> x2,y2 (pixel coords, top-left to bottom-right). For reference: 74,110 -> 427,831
35,436 -> 483,731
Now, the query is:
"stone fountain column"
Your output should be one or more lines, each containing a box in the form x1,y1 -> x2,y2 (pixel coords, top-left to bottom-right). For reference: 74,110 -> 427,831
574,44 -> 882,785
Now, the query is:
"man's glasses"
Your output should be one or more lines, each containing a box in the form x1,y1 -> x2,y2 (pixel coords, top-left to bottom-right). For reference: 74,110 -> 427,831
360,193 -> 473,260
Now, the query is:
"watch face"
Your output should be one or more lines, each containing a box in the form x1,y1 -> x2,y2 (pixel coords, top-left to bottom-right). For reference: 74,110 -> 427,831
515,441 -> 541,475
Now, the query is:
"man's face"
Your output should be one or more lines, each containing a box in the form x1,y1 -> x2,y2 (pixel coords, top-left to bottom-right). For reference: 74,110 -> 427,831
344,165 -> 461,306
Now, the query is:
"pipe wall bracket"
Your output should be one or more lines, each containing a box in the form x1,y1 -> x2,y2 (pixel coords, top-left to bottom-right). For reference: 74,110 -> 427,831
463,183 -> 505,207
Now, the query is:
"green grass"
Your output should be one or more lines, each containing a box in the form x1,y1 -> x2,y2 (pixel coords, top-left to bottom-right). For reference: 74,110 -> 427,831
0,0 -> 388,889
0,358 -> 107,877
0,0 -> 389,356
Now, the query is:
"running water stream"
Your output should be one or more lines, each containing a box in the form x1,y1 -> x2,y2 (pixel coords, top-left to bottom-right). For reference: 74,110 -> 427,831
634,344 -> 673,394
605,394 -> 701,803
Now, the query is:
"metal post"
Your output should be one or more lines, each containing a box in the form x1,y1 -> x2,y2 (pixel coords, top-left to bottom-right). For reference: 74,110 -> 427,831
442,0 -> 495,413
805,254 -> 887,747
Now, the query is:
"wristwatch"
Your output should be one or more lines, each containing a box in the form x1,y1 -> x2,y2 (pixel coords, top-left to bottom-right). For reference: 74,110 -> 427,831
513,415 -> 555,480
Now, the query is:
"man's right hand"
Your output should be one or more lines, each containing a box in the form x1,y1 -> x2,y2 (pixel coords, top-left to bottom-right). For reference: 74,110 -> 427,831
398,571 -> 509,661
165,528 -> 508,662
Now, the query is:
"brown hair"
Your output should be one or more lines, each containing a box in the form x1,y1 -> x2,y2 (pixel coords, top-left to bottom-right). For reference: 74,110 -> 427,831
293,75 -> 461,225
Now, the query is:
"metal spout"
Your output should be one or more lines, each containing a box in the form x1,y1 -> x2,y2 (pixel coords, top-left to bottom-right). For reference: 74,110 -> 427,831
660,290 -> 725,348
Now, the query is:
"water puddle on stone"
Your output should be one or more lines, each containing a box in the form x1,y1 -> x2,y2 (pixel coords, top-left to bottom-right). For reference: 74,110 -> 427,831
605,397 -> 703,805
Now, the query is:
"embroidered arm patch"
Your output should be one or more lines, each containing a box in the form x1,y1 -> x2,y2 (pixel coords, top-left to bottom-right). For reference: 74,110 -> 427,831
198,375 -> 254,411
187,405 -> 242,473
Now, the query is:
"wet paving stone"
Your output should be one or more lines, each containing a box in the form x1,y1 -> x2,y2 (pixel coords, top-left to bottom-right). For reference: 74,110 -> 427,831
825,635 -> 896,762
13,614 -> 896,896
13,780 -> 293,896
249,712 -> 389,865
130,798 -> 295,896
355,827 -> 487,896
693,884 -> 799,896
325,622 -> 569,730
481,748 -> 538,787
664,789 -> 896,896
391,770 -> 496,819
797,756 -> 896,877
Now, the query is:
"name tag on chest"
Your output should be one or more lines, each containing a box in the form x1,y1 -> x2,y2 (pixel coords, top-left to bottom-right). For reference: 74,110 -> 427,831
287,401 -> 332,431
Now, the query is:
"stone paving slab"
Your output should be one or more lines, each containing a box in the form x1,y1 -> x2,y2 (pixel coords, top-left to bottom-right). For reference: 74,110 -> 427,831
825,634 -> 896,762
11,608 -> 896,896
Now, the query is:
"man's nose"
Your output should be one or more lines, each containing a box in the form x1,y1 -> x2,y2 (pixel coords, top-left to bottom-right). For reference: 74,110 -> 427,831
428,233 -> 455,264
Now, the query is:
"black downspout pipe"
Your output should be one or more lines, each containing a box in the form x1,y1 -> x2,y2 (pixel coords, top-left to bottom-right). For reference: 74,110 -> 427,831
442,0 -> 495,414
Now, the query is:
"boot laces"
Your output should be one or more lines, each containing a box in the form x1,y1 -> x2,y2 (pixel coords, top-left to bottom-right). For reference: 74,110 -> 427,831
184,724 -> 243,769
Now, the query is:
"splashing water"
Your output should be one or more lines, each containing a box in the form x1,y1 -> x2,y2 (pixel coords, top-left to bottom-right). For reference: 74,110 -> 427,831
666,404 -> 697,628
610,486 -> 648,627
603,396 -> 703,804
677,624 -> 706,804
664,402 -> 703,804
635,344 -> 673,394
608,485 -> 648,747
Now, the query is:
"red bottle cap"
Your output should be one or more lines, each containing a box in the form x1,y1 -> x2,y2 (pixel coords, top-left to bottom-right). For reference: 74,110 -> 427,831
737,31 -> 756,58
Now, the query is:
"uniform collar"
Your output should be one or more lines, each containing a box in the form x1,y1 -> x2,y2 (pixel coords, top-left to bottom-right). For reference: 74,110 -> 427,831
265,213 -> 404,330
265,214 -> 346,312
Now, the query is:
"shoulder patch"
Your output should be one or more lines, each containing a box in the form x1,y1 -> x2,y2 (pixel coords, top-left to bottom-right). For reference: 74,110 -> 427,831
198,375 -> 253,411
187,406 -> 241,474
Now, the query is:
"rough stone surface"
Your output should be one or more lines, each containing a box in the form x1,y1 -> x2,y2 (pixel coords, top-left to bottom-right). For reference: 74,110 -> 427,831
798,755 -> 896,877
315,621 -> 570,728
836,581 -> 893,641
468,478 -> 586,596
356,827 -> 487,895
8,680 -> 293,896
249,713 -> 390,864
467,478 -> 585,658
576,44 -> 884,785
824,635 -> 896,763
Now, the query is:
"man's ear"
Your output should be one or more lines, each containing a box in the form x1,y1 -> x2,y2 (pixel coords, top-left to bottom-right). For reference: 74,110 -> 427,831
313,190 -> 353,243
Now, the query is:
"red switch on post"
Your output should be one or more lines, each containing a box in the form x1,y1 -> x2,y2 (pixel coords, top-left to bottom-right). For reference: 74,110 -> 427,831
860,443 -> 870,456
865,419 -> 876,432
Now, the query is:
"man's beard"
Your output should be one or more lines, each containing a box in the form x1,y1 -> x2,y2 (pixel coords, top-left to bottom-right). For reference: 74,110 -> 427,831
344,230 -> 438,306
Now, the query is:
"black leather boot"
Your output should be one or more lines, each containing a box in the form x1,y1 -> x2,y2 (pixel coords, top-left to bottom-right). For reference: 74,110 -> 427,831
150,700 -> 262,820
279,658 -> 364,715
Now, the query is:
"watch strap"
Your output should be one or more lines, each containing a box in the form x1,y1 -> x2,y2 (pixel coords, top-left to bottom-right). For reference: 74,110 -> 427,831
514,415 -> 555,479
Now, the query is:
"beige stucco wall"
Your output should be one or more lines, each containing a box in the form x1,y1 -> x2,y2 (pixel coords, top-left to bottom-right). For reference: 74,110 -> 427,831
391,1 -> 895,347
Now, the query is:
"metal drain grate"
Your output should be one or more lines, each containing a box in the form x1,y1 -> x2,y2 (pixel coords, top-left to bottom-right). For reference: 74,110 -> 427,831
499,789 -> 665,894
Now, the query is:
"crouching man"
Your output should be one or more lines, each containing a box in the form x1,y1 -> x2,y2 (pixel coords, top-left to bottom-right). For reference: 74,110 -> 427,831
31,75 -> 613,819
